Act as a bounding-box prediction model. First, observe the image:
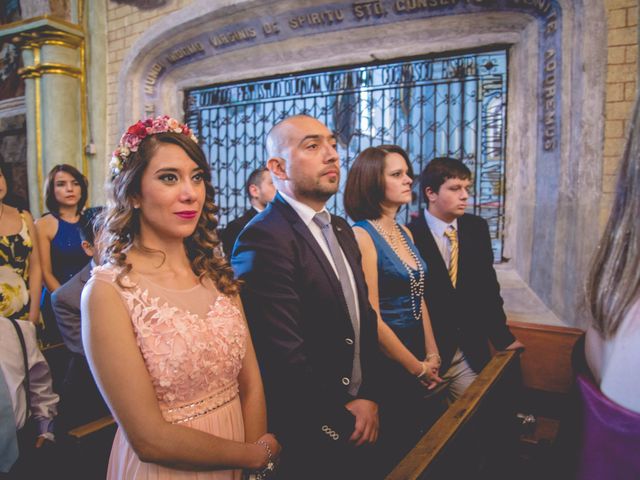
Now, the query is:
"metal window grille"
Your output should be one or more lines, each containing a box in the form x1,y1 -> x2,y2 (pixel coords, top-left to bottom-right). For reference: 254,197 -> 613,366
185,49 -> 507,261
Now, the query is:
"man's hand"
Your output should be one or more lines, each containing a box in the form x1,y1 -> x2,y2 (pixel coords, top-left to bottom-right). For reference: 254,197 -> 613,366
505,339 -> 525,351
35,435 -> 52,448
345,399 -> 379,447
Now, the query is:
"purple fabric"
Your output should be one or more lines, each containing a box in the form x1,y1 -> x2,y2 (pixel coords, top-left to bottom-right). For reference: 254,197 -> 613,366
576,374 -> 640,480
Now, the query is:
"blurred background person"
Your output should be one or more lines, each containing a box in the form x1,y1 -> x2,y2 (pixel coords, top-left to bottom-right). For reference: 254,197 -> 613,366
585,97 -> 640,414
344,145 -> 442,470
0,160 -> 42,325
0,314 -> 59,478
35,164 -> 90,346
219,167 -> 275,257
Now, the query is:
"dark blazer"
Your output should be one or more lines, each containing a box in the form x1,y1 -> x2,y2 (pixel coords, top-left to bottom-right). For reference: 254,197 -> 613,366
51,260 -> 109,429
408,213 -> 515,374
231,193 -> 380,477
219,208 -> 258,257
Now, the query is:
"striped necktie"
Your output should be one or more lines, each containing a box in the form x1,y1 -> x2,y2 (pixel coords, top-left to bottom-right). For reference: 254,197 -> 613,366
444,227 -> 458,288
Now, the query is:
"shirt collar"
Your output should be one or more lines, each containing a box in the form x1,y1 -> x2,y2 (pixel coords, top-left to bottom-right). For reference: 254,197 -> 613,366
424,208 -> 458,238
278,190 -> 329,227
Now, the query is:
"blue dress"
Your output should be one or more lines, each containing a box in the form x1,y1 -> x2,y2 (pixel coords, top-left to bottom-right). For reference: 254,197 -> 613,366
354,220 -> 427,348
355,220 -> 443,471
40,214 -> 91,346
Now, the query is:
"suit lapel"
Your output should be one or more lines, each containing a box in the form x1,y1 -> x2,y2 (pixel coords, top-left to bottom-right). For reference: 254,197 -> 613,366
78,262 -> 93,285
412,214 -> 455,292
273,195 -> 347,307
455,215 -> 469,287
333,217 -> 367,308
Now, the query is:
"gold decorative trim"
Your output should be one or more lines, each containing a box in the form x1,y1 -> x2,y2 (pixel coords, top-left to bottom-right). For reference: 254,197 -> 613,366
0,15 -> 84,35
18,63 -> 82,79
34,48 -> 44,214
80,40 -> 88,180
13,30 -> 83,49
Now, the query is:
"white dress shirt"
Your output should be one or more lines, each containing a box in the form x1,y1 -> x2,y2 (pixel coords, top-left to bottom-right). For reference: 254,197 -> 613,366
424,208 -> 459,268
0,318 -> 58,436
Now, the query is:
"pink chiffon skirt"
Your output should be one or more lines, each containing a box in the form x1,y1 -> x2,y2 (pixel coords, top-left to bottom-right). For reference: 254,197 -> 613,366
106,396 -> 244,480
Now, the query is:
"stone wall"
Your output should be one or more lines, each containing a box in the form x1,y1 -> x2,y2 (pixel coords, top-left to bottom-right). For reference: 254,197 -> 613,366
106,0 -> 194,151
602,0 -> 639,227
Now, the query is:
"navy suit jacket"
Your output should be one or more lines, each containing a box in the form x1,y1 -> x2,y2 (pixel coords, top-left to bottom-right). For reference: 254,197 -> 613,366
408,213 -> 515,373
231,194 -> 380,455
51,261 -> 93,356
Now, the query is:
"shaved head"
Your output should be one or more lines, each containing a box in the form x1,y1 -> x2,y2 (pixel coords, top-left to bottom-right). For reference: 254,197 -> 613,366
266,115 -> 317,158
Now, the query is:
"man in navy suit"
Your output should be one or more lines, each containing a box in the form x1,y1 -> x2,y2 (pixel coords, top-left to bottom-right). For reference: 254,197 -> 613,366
219,167 -> 275,257
232,115 -> 380,479
51,209 -> 108,429
408,157 -> 523,401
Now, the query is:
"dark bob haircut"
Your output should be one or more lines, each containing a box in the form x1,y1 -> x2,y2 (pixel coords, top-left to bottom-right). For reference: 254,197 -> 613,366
44,164 -> 88,215
419,157 -> 471,204
344,144 -> 413,221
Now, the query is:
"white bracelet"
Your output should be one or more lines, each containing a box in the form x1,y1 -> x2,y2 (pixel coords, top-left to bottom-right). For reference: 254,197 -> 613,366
416,361 -> 428,380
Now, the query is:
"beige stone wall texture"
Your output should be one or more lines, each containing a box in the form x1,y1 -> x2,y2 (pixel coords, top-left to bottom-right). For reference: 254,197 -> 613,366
106,0 -> 194,150
602,0 -> 639,226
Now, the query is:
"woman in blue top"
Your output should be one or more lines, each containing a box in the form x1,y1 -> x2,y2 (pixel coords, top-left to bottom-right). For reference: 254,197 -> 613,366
344,145 -> 442,469
35,164 -> 90,345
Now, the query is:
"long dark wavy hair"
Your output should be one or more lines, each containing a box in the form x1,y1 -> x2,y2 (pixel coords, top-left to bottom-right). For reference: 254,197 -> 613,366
586,98 -> 640,337
98,131 -> 240,295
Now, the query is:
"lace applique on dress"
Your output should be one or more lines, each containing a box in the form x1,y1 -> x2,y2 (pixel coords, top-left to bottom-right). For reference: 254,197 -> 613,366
90,265 -> 247,418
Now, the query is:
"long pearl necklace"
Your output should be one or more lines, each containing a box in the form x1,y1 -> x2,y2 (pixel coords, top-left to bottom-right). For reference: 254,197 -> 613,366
370,219 -> 425,322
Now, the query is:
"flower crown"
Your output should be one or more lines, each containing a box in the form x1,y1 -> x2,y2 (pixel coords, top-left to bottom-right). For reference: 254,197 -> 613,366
110,115 -> 198,177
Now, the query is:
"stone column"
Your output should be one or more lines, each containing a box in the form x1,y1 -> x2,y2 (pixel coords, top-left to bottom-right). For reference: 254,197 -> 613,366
6,19 -> 85,216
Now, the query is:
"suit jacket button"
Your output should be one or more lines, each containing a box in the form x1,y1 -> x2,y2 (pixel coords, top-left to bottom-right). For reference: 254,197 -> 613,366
345,338 -> 354,345
341,377 -> 350,386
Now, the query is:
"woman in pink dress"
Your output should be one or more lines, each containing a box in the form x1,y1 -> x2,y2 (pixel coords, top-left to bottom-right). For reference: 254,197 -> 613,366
82,116 -> 281,479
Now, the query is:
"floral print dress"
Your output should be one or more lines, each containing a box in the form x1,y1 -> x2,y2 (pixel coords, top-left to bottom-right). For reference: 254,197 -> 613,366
0,212 -> 32,321
89,264 -> 248,480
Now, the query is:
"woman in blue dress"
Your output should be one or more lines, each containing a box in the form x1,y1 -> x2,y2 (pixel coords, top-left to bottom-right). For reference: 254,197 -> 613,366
344,145 -> 443,469
35,164 -> 90,345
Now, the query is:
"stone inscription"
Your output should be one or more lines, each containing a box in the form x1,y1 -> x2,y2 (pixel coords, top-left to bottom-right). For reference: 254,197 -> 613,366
142,0 -> 562,154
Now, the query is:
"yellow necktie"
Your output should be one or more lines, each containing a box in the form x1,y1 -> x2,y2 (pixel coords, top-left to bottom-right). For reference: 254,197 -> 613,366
444,228 -> 458,287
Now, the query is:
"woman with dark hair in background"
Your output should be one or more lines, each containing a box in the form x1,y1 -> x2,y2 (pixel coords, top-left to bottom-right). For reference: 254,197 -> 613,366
82,116 -> 280,479
35,164 -> 90,345
0,161 -> 42,324
344,145 -> 442,470
585,98 -> 640,413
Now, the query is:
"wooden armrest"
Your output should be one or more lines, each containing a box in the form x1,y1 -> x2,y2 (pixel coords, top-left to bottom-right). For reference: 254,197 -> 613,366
68,415 -> 115,440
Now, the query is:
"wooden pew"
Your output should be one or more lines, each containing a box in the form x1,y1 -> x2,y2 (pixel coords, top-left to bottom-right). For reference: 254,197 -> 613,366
386,322 -> 585,479
67,415 -> 116,441
386,350 -> 520,480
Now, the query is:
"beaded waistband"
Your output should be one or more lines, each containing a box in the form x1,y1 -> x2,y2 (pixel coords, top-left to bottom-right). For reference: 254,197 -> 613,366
162,382 -> 239,424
